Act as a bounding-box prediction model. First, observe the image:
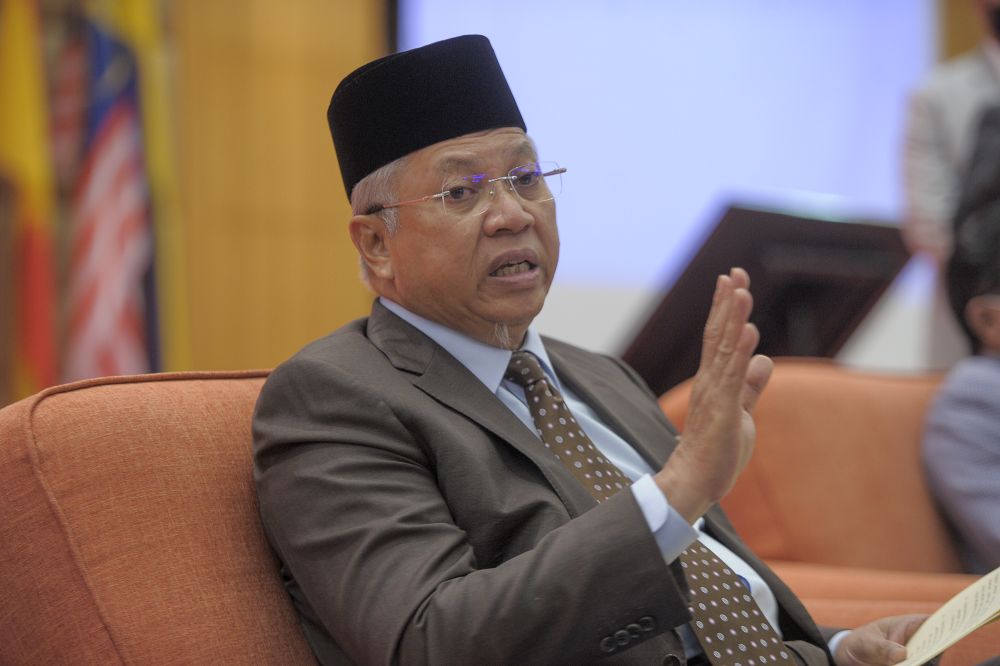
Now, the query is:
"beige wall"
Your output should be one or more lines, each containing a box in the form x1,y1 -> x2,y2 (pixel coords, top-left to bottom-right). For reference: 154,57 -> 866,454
173,0 -> 384,370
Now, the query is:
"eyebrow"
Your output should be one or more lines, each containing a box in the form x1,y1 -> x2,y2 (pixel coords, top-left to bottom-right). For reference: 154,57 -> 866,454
434,139 -> 537,175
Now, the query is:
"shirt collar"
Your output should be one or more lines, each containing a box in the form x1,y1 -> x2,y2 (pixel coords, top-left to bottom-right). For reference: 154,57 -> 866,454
379,297 -> 559,393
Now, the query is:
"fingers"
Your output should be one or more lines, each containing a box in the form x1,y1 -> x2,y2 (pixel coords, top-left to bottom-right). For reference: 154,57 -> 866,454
875,640 -> 907,665
720,288 -> 752,358
861,639 -> 906,665
840,635 -> 906,666
730,266 -> 750,290
700,274 -> 735,364
836,615 -> 928,666
700,267 -> 757,390
885,614 -> 927,645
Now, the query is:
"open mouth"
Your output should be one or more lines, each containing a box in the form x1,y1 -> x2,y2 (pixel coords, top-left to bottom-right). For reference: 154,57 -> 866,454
490,260 -> 536,277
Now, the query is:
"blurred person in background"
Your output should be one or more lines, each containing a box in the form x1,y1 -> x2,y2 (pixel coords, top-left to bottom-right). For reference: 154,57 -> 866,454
903,0 -> 1000,368
904,0 -> 1000,261
923,105 -> 1000,574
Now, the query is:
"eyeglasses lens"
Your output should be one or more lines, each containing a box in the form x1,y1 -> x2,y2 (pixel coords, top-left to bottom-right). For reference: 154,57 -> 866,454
438,162 -> 563,218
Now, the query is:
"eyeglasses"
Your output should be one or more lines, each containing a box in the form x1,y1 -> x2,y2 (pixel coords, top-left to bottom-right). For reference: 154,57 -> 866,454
369,162 -> 566,219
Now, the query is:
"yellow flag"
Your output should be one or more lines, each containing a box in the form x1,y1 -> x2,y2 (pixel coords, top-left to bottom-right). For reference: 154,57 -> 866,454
0,0 -> 58,399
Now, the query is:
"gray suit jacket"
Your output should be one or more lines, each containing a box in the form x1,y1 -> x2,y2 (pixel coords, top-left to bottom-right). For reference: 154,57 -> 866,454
253,301 -> 831,665
923,354 -> 1000,573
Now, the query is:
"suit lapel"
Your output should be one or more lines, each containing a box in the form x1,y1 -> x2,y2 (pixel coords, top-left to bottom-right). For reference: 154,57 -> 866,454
366,303 -> 598,515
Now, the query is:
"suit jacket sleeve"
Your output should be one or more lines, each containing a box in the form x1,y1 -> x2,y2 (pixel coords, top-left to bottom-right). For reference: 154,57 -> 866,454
923,357 -> 1000,572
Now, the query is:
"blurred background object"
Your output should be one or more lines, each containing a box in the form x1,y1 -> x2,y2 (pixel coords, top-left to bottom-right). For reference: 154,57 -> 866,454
902,0 -> 1000,369
0,0 -> 58,402
1,0 -> 383,404
623,205 -> 910,395
0,178 -> 14,406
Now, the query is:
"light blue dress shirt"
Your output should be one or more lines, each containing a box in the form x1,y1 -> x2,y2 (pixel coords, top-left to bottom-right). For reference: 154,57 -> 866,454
379,298 -> 784,655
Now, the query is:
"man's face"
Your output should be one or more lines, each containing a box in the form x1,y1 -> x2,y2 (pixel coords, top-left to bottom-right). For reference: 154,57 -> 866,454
380,127 -> 560,347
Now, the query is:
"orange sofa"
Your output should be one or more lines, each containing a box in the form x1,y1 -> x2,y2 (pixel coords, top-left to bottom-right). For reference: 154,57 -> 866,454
660,358 -> 999,665
0,372 -> 314,665
2,364 -> 995,663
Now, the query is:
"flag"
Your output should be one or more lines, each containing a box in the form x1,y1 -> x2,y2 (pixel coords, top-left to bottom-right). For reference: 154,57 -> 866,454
100,0 -> 191,372
0,178 -> 15,406
0,0 -> 59,399
63,19 -> 157,381
50,30 -> 87,191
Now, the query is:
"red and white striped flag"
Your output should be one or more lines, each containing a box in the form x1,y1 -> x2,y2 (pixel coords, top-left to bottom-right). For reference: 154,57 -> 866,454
50,33 -> 86,190
63,21 -> 154,382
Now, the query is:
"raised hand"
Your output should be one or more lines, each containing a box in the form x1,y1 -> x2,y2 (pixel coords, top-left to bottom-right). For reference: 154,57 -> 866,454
654,267 -> 773,523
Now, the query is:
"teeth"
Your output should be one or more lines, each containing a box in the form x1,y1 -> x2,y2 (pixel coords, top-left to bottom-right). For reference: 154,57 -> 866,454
493,261 -> 531,276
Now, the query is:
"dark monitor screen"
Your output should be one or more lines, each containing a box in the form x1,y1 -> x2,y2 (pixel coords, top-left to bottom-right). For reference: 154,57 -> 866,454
621,204 -> 911,396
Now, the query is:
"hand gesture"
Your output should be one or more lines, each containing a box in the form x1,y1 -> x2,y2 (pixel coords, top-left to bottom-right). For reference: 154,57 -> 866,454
654,267 -> 773,522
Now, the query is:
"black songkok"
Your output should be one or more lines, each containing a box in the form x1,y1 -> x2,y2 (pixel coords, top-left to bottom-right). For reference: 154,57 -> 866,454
327,35 -> 526,198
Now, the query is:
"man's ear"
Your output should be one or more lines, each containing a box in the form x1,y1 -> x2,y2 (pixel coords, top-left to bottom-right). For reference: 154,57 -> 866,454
349,214 -> 394,282
965,295 -> 1000,352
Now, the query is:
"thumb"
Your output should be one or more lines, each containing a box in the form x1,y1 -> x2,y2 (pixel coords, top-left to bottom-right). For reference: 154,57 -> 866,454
886,642 -> 907,665
740,354 -> 773,413
887,615 -> 928,645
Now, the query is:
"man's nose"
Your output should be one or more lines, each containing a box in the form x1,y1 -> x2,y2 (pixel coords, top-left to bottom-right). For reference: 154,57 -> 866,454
482,181 -> 533,234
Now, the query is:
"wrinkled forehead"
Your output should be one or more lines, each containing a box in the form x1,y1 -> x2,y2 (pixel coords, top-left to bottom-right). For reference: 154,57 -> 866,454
409,129 -> 538,179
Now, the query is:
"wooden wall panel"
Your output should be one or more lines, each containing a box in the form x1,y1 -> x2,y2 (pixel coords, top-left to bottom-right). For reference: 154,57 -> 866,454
940,0 -> 986,59
173,0 -> 384,370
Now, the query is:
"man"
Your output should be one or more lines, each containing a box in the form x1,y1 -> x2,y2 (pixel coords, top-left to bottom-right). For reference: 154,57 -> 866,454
254,35 -> 924,665
923,106 -> 1000,574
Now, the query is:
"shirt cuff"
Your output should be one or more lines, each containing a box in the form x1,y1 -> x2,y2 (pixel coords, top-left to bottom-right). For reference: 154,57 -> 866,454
631,474 -> 698,563
827,629 -> 849,659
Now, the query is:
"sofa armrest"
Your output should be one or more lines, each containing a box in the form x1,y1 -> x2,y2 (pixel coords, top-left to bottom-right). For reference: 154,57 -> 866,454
0,372 -> 315,664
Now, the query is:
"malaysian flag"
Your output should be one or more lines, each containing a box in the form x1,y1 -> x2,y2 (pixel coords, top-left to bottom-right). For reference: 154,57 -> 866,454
63,20 -> 158,382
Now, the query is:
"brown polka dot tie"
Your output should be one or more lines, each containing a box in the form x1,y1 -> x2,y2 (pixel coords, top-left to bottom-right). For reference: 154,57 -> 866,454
505,352 -> 792,666
505,351 -> 629,500
679,544 -> 793,665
